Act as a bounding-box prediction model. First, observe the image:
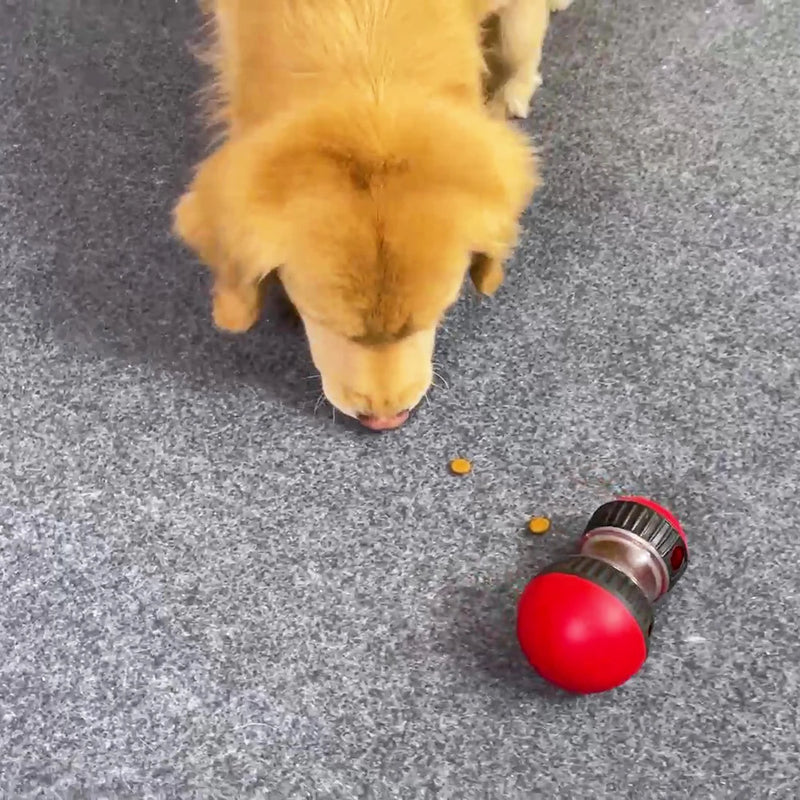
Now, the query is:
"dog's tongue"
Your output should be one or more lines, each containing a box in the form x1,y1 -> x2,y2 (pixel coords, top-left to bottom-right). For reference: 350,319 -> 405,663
358,411 -> 409,431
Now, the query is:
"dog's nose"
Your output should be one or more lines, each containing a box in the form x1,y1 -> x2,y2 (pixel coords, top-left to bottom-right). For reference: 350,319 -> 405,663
357,410 -> 410,431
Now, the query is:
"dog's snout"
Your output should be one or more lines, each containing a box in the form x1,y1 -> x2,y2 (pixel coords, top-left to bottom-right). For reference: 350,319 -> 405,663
346,380 -> 427,424
357,410 -> 410,431
303,319 -> 436,428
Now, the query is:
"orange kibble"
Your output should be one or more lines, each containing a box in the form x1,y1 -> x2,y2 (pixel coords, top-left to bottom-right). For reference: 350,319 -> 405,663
528,516 -> 551,535
449,458 -> 472,476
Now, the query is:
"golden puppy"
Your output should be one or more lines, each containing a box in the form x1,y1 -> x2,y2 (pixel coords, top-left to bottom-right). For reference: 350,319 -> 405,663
174,0 -> 540,430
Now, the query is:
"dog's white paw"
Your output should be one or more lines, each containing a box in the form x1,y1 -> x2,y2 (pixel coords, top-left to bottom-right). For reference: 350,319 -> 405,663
502,72 -> 541,119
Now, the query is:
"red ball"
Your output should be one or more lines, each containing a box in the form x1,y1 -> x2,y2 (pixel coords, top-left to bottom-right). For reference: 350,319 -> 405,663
517,572 -> 648,694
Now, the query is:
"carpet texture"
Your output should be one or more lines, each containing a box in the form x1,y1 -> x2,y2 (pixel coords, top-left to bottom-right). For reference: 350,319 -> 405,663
2,0 -> 799,797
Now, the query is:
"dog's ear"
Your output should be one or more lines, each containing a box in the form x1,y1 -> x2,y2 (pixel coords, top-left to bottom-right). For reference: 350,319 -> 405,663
173,133 -> 288,284
386,100 -> 537,295
448,113 -> 538,296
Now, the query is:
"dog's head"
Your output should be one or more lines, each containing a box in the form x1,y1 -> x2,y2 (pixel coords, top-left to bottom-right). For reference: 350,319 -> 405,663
174,93 -> 537,428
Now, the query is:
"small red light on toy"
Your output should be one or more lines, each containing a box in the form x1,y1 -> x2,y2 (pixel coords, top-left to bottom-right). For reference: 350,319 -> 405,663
516,496 -> 689,694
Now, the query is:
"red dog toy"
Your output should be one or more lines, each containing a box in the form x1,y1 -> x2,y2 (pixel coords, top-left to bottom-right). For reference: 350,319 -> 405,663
517,496 -> 689,693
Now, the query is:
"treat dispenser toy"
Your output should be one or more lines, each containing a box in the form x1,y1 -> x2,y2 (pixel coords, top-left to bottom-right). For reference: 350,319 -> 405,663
516,496 -> 689,693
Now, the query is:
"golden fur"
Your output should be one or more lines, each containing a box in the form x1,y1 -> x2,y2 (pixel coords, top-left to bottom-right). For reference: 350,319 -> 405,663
174,0 -> 563,425
488,0 -> 573,119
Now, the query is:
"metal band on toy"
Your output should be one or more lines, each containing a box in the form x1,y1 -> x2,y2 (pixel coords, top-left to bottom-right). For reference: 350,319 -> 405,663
583,499 -> 689,589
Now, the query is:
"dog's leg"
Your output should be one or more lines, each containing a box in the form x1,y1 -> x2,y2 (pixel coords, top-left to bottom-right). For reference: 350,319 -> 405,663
211,275 -> 263,333
497,0 -> 550,119
469,253 -> 505,296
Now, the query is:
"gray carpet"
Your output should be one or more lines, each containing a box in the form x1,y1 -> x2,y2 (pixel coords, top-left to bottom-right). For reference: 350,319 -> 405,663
2,0 -> 799,796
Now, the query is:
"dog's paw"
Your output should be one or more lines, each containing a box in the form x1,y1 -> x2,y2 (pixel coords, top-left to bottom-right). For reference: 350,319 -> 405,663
212,286 -> 260,333
502,72 -> 541,119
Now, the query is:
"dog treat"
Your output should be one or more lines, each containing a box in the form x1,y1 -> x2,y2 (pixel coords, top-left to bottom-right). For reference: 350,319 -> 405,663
528,516 -> 551,535
449,458 -> 472,475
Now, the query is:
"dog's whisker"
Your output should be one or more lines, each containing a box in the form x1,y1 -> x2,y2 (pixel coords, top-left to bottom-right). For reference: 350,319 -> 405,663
432,370 -> 450,390
313,393 -> 325,416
